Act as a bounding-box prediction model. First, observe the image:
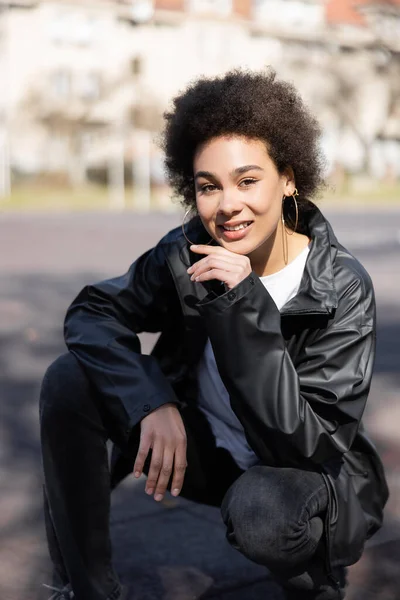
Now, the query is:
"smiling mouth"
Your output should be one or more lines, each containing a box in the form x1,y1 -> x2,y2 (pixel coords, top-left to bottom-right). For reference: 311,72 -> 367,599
220,221 -> 253,232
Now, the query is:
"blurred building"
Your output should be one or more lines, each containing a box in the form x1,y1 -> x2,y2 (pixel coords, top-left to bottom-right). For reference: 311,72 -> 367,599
0,0 -> 399,200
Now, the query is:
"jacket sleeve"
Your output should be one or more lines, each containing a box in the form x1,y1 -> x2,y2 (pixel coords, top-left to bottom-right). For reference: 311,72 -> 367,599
196,273 -> 376,467
64,241 -> 180,444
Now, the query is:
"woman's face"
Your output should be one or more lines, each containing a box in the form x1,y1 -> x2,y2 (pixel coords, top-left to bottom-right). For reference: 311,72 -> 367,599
193,135 -> 295,257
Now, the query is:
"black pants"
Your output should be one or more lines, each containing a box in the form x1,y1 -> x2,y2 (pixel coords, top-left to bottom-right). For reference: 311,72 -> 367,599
40,353 -> 343,600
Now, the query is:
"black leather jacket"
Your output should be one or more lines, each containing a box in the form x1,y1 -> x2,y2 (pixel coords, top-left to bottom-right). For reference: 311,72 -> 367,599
65,206 -> 389,577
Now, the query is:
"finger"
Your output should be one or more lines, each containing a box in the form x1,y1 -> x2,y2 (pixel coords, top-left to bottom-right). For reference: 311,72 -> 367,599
190,244 -> 251,261
190,244 -> 235,256
193,268 -> 238,286
154,447 -> 174,501
170,438 -> 187,497
133,432 -> 152,479
190,245 -> 250,268
190,257 -> 241,279
188,254 -> 240,274
145,441 -> 163,496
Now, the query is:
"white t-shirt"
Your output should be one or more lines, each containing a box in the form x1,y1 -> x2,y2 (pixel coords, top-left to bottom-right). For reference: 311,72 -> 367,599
196,244 -> 310,470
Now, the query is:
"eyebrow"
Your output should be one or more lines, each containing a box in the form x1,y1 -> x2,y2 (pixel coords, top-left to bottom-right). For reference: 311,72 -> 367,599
194,165 -> 264,180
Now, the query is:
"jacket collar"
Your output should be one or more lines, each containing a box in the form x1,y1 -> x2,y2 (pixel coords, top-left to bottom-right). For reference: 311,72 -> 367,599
281,205 -> 338,316
169,205 -> 338,318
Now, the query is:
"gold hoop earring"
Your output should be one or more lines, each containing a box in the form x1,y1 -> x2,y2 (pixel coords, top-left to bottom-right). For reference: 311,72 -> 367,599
282,188 -> 299,236
281,209 -> 288,266
181,209 -> 213,246
281,189 -> 299,265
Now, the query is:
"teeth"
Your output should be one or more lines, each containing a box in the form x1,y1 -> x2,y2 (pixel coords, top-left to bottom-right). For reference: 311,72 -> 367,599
223,222 -> 251,232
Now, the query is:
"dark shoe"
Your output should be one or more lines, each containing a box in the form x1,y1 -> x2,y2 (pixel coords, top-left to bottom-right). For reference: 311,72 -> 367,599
283,589 -> 344,600
282,567 -> 347,600
43,583 -> 74,599
283,581 -> 345,599
283,588 -> 344,600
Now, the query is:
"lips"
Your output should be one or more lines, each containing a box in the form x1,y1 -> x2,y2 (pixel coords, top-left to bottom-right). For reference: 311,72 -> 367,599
221,220 -> 253,232
218,221 -> 254,241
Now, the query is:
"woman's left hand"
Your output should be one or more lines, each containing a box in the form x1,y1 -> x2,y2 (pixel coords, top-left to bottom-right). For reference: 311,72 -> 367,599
187,245 -> 252,291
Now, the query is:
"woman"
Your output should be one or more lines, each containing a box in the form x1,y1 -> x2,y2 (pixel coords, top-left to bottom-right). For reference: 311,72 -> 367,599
40,69 -> 389,600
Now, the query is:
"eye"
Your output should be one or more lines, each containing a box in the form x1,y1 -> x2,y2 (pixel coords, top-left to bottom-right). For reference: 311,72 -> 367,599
199,183 -> 218,194
239,178 -> 257,187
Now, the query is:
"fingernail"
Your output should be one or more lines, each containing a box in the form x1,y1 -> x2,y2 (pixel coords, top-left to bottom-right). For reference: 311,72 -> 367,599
155,494 -> 163,501
172,488 -> 180,497
146,488 -> 154,495
187,267 -> 192,273
190,275 -> 194,281
134,471 -> 140,478
190,245 -> 197,249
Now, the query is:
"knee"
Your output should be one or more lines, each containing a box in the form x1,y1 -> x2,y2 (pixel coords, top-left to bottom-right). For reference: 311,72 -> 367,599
221,467 -> 323,570
221,467 -> 278,566
39,352 -> 90,423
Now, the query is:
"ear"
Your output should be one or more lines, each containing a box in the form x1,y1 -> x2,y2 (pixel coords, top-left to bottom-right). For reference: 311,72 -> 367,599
282,166 -> 295,196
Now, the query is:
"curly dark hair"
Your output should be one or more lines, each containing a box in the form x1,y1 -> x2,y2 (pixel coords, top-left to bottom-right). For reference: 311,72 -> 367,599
161,68 -> 325,229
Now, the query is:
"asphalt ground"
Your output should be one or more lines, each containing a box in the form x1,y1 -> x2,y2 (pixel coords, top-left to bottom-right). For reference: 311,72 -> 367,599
0,207 -> 399,600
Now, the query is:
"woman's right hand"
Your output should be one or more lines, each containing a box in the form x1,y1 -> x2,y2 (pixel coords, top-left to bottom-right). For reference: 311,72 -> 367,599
133,403 -> 187,502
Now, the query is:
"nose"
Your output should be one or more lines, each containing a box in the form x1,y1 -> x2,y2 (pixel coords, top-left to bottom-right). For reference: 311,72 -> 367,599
218,189 -> 243,216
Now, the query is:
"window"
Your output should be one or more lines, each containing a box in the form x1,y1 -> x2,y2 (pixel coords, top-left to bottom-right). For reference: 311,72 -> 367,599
73,16 -> 96,46
80,72 -> 101,101
48,10 -> 97,45
189,0 -> 232,17
51,70 -> 71,99
130,0 -> 154,23
253,0 -> 324,29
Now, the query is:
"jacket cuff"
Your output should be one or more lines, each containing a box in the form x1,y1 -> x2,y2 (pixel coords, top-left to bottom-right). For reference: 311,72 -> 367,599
196,272 -> 257,313
125,393 -> 180,433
